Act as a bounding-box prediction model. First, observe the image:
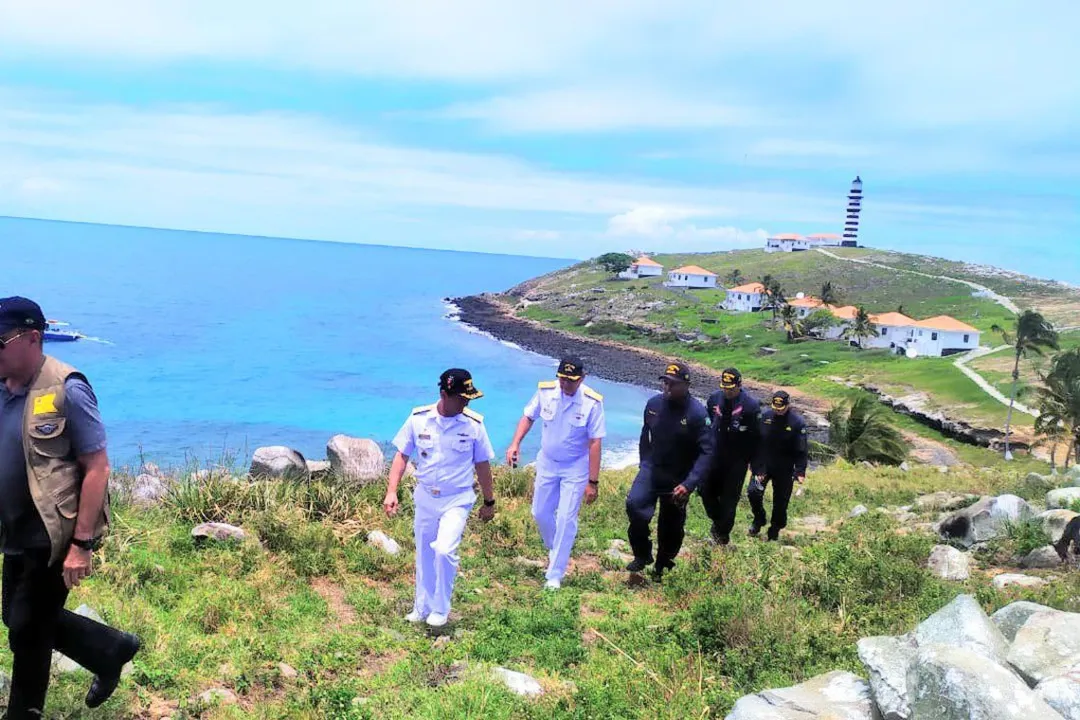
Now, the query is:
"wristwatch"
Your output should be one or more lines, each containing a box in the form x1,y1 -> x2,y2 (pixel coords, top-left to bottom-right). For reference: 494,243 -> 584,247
483,498 -> 496,507
588,479 -> 599,486
71,536 -> 101,551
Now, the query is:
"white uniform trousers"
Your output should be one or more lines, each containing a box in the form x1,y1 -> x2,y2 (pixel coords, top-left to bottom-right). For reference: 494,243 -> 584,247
412,486 -> 474,617
531,458 -> 589,582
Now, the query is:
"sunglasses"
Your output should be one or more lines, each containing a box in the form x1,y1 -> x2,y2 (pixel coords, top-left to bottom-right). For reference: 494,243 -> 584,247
0,331 -> 29,350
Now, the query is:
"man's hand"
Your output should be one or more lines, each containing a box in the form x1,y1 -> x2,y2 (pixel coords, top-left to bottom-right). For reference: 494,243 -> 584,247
63,545 -> 93,589
795,475 -> 806,485
584,482 -> 598,505
479,503 -> 495,522
383,491 -> 399,517
672,484 -> 690,504
505,445 -> 520,467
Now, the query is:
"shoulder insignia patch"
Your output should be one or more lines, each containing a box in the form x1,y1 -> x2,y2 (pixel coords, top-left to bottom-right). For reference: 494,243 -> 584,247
583,386 -> 603,402
411,404 -> 435,415
538,380 -> 557,389
462,407 -> 484,423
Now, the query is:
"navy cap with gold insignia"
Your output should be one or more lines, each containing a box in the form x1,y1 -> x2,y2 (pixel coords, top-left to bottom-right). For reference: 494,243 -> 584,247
660,361 -> 691,383
720,367 -> 742,389
771,390 -> 791,410
556,356 -> 585,380
439,368 -> 483,400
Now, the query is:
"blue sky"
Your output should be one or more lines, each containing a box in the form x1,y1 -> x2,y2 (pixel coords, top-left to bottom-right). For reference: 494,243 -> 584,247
0,1 -> 1078,280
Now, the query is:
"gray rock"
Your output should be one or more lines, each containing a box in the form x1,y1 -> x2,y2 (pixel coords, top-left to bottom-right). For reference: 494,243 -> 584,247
939,495 -> 1035,548
899,461 -> 910,472
306,460 -> 332,478
250,446 -> 309,481
1038,510 -> 1080,543
131,473 -> 169,508
850,505 -> 869,518
913,594 -> 1009,666
1023,546 -> 1066,569
327,435 -> 385,485
192,522 -> 247,542
915,491 -> 977,512
992,601 -> 1063,642
927,545 -> 971,581
198,688 -> 239,706
857,635 -> 917,719
278,662 -> 298,680
1068,465 -> 1080,484
1008,609 -> 1080,686
1025,472 -> 1059,494
493,667 -> 543,697
141,462 -> 162,477
1048,488 -> 1080,510
794,515 -> 829,532
1037,668 -> 1080,719
907,643 -> 1061,719
993,573 -> 1048,590
725,670 -> 878,720
367,530 -> 400,555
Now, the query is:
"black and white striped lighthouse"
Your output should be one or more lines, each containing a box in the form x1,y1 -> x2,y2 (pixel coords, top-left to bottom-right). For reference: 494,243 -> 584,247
843,175 -> 862,244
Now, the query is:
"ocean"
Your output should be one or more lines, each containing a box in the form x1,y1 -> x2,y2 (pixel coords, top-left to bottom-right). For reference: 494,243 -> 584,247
2,217 -> 655,470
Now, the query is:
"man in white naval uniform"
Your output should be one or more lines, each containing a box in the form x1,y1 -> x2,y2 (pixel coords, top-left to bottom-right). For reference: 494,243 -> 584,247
384,368 -> 496,628
506,357 -> 605,590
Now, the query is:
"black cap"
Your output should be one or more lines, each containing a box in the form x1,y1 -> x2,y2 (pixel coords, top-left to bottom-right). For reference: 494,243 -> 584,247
556,357 -> 585,380
720,367 -> 742,389
439,368 -> 483,400
0,297 -> 46,335
771,390 -> 791,410
660,361 -> 691,383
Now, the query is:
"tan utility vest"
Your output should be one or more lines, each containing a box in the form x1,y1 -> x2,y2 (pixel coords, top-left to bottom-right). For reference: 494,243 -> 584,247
22,355 -> 110,565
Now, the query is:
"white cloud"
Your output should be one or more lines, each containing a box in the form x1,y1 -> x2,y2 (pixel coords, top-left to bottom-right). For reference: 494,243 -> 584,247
607,206 -> 766,251
607,206 -> 709,237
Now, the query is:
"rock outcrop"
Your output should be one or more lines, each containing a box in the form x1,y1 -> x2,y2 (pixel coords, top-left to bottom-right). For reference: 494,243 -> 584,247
1047,488 -> 1080,510
327,435 -> 385,485
250,446 -> 309,481
938,494 -> 1034,548
725,671 -> 878,720
926,545 -> 971,580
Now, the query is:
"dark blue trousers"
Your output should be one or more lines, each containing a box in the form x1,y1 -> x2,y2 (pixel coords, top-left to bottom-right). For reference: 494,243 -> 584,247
625,466 -> 687,568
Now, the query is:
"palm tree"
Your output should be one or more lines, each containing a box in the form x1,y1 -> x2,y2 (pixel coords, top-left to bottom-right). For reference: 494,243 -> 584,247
760,275 -> 786,327
992,310 -> 1059,459
780,304 -> 803,342
826,395 -> 908,465
820,281 -> 839,306
726,269 -> 745,287
844,306 -> 875,349
1036,349 -> 1080,468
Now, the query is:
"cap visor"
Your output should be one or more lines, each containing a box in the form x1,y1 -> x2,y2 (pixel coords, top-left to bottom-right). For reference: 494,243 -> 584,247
461,389 -> 483,400
721,382 -> 737,389
556,373 -> 582,380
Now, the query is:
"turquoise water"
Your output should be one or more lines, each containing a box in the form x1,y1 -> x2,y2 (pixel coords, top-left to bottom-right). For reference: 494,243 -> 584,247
2,217 -> 654,469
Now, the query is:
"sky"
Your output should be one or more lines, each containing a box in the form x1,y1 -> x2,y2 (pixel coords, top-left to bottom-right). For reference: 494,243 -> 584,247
1,1 -> 1078,279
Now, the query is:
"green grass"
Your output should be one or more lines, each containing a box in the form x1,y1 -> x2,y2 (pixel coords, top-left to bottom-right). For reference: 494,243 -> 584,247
7,456 -> 1078,719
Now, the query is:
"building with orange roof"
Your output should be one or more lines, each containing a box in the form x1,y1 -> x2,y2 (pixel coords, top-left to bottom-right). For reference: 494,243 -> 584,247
722,281 -> 768,312
909,315 -> 982,357
786,295 -> 826,318
618,254 -> 664,280
664,264 -> 718,289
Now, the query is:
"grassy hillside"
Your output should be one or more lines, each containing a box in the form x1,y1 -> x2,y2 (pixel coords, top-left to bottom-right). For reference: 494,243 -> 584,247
505,248 -> 1080,437
10,452 -> 1074,719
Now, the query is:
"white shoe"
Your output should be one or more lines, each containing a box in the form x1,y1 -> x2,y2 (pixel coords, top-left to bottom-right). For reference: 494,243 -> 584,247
405,610 -> 426,624
426,613 -> 448,627
544,579 -> 561,590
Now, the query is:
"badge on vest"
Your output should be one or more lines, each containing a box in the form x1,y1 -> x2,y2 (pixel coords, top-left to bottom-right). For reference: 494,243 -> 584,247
33,393 -> 58,415
35,423 -> 59,435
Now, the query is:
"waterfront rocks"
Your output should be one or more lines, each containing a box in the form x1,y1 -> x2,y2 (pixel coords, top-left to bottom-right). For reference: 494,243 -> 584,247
857,635 -> 917,719
927,545 -> 971,580
938,494 -> 1034,548
1023,546 -> 1066,569
250,446 -> 309,481
1008,608 -> 1080,685
327,435 -> 385,485
1048,487 -> 1080,510
192,522 -> 247,542
993,573 -> 1048,590
306,460 -> 332,478
725,671 -> 877,720
131,472 -> 169,508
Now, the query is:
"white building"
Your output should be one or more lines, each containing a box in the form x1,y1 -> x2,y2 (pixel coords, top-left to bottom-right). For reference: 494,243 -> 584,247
618,255 -> 664,280
764,233 -> 809,253
665,265 -> 718,289
787,295 -> 825,319
909,316 -> 981,357
722,282 -> 767,312
823,305 -> 858,340
864,311 -> 916,350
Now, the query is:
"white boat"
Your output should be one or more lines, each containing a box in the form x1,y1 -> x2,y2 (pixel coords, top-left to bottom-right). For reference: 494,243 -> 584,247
44,320 -> 84,342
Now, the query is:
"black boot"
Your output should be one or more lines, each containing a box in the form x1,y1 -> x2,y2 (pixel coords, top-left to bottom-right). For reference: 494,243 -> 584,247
86,633 -> 141,708
625,556 -> 654,573
651,559 -> 675,582
748,523 -> 762,537
710,525 -> 729,545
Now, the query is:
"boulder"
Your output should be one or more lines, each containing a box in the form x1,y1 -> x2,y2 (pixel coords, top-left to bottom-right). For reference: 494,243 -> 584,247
493,667 -> 543,697
327,435 -> 385,485
912,594 -> 1009,666
250,446 -> 309,481
1008,609 -> 1080,686
850,505 -> 869,518
1023,546 -> 1066,569
992,601 -> 1063,642
192,522 -> 247,542
1025,472 -> 1059,494
367,530 -> 401,556
926,545 -> 970,581
1038,510 -> 1080,543
915,491 -> 978,512
994,573 -> 1048,590
1037,668 -> 1080,720
906,643 -> 1061,719
306,460 -> 332,478
1048,488 -> 1080,510
131,473 -> 169,508
725,670 -> 878,720
857,635 -> 917,720
1068,465 -> 1080,484
939,495 -> 1034,548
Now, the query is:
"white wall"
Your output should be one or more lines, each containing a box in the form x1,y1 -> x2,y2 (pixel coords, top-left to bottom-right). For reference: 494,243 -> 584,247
723,291 -> 764,312
666,273 -> 717,288
865,323 -> 914,350
636,264 -> 663,277
911,328 -> 981,357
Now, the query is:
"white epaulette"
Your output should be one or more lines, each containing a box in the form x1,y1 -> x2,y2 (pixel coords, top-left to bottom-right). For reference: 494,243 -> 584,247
582,386 -> 603,403
462,407 -> 484,423
538,380 -> 558,390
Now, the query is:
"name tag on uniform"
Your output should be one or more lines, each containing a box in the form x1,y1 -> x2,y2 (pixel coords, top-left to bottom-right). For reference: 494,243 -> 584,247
33,393 -> 58,415
418,434 -> 431,440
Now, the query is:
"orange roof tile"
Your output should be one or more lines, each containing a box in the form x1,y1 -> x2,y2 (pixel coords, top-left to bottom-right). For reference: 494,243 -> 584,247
788,296 -> 823,308
914,315 -> 980,333
634,256 -> 662,267
769,233 -> 803,241
870,312 -> 915,326
829,305 -> 859,320
729,282 -> 766,293
672,265 -> 717,276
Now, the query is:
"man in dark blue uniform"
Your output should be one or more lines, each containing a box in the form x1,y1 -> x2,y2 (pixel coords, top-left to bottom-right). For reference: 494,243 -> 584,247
625,361 -> 713,579
701,368 -> 760,545
749,390 -> 809,541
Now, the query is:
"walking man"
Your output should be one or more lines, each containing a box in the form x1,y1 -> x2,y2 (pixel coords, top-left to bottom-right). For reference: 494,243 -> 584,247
625,362 -> 713,580
0,296 -> 140,717
701,368 -> 760,545
384,368 -> 496,628
749,390 -> 809,542
506,357 -> 605,590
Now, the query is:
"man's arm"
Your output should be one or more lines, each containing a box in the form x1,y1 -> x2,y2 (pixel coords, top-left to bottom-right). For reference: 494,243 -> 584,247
639,405 -> 652,463
506,416 -> 534,465
587,438 -> 602,482
793,421 -> 809,479
74,450 -> 109,541
61,378 -> 109,589
384,417 -> 416,515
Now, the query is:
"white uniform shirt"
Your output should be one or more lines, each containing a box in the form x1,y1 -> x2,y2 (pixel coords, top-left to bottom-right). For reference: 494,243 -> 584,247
523,382 -> 606,465
393,404 -> 495,495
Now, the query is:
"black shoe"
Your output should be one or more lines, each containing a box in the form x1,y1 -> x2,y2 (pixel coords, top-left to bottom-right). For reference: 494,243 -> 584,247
748,523 -> 762,537
709,526 -> 729,545
625,556 -> 654,573
651,560 -> 675,582
86,633 -> 141,708
766,531 -> 779,542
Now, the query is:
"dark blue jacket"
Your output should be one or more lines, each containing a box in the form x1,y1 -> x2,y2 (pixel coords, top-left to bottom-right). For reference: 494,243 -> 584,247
705,389 -> 761,464
752,409 -> 809,477
639,394 -> 713,491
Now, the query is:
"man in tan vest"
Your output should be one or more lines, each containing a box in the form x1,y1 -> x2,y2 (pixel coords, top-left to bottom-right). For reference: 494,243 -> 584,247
0,297 -> 139,717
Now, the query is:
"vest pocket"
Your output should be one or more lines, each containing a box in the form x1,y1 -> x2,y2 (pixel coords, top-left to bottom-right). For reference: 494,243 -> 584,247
28,416 -> 71,458
54,488 -> 80,520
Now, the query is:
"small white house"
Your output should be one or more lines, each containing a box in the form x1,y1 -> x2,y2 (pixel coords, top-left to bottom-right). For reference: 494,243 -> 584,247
618,255 -> 664,280
865,311 -> 916,350
722,282 -> 767,312
665,265 -> 718,289
764,233 -> 809,253
786,295 -> 825,319
822,305 -> 858,340
909,316 -> 981,357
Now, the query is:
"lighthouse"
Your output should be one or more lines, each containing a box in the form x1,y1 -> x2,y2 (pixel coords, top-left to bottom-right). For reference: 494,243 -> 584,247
843,175 -> 862,246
